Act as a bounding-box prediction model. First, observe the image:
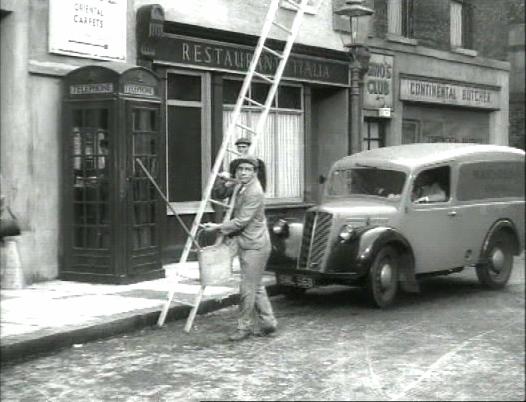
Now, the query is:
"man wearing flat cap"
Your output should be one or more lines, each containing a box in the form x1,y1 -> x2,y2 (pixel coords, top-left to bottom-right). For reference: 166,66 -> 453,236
229,137 -> 267,192
205,155 -> 277,341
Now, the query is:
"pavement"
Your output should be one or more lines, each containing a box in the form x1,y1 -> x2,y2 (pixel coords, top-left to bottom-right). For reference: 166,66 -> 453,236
0,261 -> 278,365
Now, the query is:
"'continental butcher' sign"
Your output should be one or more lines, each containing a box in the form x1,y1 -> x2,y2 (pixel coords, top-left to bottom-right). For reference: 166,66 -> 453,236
400,77 -> 500,109
154,35 -> 349,86
49,0 -> 127,61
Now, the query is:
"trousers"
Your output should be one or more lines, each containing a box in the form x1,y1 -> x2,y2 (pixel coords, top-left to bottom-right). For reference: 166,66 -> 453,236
236,243 -> 277,332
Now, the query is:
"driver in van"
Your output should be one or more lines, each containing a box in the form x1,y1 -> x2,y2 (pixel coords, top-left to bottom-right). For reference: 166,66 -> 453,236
412,171 -> 447,203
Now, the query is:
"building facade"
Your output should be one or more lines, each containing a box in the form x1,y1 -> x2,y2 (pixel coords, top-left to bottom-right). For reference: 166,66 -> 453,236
0,0 -> 520,283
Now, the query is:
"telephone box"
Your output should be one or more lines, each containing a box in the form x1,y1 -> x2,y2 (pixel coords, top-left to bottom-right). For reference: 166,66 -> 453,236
61,62 -> 165,284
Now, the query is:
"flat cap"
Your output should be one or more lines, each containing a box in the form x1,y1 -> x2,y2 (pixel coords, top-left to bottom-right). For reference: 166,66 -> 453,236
235,155 -> 259,169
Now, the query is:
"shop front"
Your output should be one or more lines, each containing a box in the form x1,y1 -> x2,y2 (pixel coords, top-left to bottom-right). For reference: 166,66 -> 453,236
136,5 -> 351,262
399,76 -> 501,144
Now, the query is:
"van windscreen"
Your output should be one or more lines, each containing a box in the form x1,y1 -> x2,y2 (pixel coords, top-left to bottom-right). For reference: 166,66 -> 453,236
328,168 -> 406,199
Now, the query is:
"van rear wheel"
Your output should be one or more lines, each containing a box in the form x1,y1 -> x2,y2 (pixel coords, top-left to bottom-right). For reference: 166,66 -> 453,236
366,246 -> 399,308
476,231 -> 514,289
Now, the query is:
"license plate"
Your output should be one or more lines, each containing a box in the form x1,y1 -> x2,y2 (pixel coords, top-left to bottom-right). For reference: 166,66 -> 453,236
278,274 -> 314,289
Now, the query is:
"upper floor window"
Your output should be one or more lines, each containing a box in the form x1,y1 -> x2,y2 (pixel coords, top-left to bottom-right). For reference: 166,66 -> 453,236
388,0 -> 414,38
450,0 -> 473,49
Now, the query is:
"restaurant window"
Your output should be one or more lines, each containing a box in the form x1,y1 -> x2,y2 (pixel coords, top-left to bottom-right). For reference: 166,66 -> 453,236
388,0 -> 414,38
166,71 -> 211,212
223,78 -> 304,203
451,0 -> 473,49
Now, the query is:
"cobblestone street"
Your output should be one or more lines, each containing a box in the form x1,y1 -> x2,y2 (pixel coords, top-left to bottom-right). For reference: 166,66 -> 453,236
1,260 -> 524,401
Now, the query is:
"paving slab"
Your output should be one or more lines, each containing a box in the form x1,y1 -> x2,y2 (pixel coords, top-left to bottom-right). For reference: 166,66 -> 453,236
0,262 -> 278,364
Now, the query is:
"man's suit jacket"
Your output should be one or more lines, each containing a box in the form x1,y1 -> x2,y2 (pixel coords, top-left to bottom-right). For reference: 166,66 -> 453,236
218,178 -> 270,250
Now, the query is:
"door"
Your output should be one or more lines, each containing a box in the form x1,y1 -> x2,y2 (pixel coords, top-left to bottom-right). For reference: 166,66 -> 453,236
401,165 -> 465,273
362,119 -> 385,151
66,103 -> 114,275
126,102 -> 163,274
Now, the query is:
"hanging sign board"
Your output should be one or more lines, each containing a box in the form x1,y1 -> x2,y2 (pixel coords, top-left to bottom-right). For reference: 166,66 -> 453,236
49,0 -> 127,61
363,53 -> 394,110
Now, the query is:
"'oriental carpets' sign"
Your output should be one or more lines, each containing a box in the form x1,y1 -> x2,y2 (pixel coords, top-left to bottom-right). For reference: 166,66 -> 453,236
155,35 -> 349,86
364,54 -> 394,109
49,0 -> 127,61
400,77 -> 500,109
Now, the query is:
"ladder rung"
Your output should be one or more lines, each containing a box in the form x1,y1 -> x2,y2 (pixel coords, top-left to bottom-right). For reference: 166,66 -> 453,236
284,0 -> 301,10
236,122 -> 257,134
244,97 -> 264,108
209,198 -> 231,208
253,71 -> 274,84
272,21 -> 292,34
227,147 -> 243,156
262,45 -> 283,59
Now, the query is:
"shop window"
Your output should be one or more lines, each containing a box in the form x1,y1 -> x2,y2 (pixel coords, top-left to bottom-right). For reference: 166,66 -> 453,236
402,106 -> 489,144
402,119 -> 420,144
166,72 -> 211,211
223,78 -> 304,202
388,0 -> 414,38
451,0 -> 473,49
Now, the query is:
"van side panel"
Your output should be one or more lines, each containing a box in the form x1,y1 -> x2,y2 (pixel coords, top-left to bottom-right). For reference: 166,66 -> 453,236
454,159 -> 525,262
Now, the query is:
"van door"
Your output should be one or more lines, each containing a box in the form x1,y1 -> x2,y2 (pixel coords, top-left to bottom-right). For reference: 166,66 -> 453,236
401,165 -> 465,273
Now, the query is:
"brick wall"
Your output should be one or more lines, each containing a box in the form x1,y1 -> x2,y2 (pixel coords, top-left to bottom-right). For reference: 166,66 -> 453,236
412,0 -> 450,50
471,0 -> 510,61
509,96 -> 525,150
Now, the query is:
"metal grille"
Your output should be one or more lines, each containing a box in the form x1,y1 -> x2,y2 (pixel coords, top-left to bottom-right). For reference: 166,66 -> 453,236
297,211 -> 333,271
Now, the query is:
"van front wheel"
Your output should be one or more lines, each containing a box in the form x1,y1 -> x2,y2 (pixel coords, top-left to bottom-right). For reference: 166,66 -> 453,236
366,246 -> 399,308
476,231 -> 514,289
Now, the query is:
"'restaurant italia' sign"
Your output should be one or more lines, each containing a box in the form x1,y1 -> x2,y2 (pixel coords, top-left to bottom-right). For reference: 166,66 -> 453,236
400,76 -> 501,109
154,35 -> 349,86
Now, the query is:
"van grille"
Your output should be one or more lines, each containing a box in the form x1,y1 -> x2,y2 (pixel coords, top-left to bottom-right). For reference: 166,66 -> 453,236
297,211 -> 333,271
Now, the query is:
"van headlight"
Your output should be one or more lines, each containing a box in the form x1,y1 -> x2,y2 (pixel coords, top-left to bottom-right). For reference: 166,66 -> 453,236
338,225 -> 355,242
272,219 -> 289,237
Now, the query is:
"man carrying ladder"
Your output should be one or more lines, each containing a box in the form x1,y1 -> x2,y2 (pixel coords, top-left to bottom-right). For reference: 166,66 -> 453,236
156,0 -> 314,332
204,155 -> 276,341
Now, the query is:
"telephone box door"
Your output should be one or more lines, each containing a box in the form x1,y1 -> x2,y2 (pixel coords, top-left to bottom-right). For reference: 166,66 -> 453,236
125,102 -> 163,275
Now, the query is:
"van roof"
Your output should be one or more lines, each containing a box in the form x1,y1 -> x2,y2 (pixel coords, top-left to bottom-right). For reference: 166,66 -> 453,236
333,143 -> 525,170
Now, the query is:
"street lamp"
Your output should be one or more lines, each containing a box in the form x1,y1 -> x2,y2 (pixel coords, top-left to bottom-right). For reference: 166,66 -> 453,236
336,0 -> 374,155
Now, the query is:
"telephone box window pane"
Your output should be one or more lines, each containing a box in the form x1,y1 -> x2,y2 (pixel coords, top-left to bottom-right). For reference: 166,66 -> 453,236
167,106 -> 202,202
134,135 -> 157,155
167,74 -> 201,101
133,109 -> 157,131
74,227 -> 85,248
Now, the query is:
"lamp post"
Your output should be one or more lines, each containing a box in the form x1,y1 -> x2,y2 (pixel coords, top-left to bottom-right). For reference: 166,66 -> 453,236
336,0 -> 374,155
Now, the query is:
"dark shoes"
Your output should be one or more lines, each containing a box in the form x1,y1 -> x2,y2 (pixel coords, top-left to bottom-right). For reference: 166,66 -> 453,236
228,329 -> 251,342
254,325 -> 277,337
